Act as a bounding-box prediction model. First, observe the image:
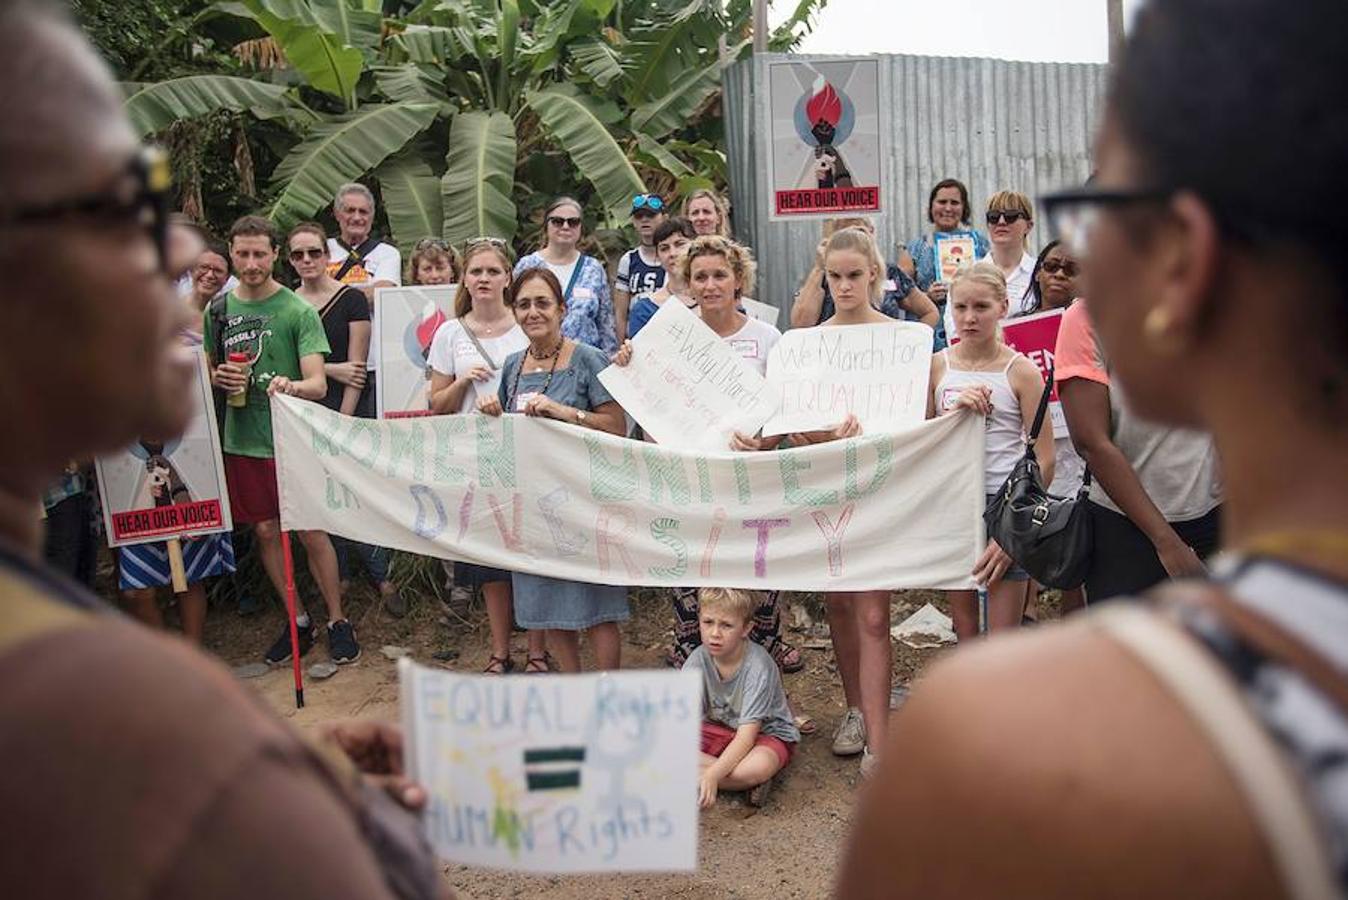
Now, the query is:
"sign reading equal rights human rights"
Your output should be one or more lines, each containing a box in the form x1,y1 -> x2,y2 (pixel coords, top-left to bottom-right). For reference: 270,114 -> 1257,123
598,300 -> 776,452
272,395 -> 983,591
764,55 -> 887,220
762,322 -> 934,438
400,662 -> 700,872
95,350 -> 233,546
375,285 -> 457,419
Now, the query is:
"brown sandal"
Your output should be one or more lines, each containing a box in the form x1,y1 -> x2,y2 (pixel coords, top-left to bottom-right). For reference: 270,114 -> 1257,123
483,654 -> 514,675
523,653 -> 552,674
767,638 -> 805,674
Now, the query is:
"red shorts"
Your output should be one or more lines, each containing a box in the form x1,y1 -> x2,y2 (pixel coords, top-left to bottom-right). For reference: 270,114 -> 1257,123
224,454 -> 280,524
700,721 -> 795,770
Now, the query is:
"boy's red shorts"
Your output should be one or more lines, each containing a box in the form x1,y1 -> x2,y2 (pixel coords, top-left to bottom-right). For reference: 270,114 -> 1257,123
700,721 -> 795,770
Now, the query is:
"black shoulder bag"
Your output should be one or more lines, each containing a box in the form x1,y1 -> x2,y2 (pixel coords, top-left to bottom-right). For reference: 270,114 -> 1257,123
984,367 -> 1094,589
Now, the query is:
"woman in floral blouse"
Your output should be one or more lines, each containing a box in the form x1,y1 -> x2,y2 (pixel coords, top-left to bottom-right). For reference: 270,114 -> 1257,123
514,196 -> 618,354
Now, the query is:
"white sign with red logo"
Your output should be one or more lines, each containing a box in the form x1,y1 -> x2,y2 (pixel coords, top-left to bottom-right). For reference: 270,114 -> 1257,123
374,285 -> 458,419
763,55 -> 888,221
1001,308 -> 1066,433
95,350 -> 233,546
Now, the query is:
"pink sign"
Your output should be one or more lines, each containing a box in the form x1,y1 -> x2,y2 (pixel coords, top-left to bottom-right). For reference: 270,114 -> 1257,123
1001,308 -> 1064,401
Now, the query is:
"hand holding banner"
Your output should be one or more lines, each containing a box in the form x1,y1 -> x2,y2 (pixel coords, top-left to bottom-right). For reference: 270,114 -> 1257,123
762,322 -> 933,437
598,300 -> 776,451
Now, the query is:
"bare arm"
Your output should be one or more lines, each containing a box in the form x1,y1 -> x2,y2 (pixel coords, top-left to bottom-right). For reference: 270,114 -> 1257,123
267,353 -> 328,401
338,321 -> 370,416
613,287 -> 631,348
1058,378 -> 1204,576
901,286 -> 940,330
788,266 -> 826,328
429,369 -> 478,416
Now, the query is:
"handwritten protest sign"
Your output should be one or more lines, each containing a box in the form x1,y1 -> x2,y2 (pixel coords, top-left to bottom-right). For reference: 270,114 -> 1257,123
375,285 -> 457,419
740,297 -> 780,327
400,662 -> 700,872
273,394 -> 983,591
96,350 -> 232,546
762,322 -> 933,437
1002,308 -> 1066,433
934,232 -> 977,284
765,56 -> 887,220
598,300 -> 775,452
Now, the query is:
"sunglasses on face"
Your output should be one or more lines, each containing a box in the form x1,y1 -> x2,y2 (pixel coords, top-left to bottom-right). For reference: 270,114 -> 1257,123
289,247 -> 326,262
1041,258 -> 1079,277
0,145 -> 172,272
631,194 -> 665,213
547,216 -> 581,228
987,210 -> 1028,225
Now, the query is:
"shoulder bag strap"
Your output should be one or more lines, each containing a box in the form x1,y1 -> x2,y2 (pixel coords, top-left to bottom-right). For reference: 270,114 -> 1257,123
458,320 -> 499,371
562,256 -> 585,305
1090,597 -> 1341,900
333,236 -> 383,282
1025,364 -> 1055,449
209,293 -> 229,365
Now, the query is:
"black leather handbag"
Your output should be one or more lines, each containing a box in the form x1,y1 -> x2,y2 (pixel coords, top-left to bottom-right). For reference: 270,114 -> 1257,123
984,368 -> 1093,589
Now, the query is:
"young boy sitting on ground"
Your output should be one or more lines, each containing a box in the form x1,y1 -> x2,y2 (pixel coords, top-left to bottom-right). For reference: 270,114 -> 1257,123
684,587 -> 801,808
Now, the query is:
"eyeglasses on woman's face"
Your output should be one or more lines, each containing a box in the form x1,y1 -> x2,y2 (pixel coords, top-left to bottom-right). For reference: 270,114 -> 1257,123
547,215 -> 581,228
987,210 -> 1029,225
288,247 -> 326,262
1041,258 -> 1079,277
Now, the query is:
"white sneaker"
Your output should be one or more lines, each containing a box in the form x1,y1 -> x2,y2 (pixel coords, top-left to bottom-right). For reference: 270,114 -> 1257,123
859,747 -> 879,779
831,707 -> 866,756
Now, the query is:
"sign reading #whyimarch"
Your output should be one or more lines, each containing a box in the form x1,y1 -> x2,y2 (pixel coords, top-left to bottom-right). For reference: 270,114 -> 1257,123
272,395 -> 983,591
400,662 -> 700,872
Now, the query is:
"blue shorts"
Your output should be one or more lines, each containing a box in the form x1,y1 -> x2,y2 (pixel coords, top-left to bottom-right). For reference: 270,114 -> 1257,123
118,533 -> 235,590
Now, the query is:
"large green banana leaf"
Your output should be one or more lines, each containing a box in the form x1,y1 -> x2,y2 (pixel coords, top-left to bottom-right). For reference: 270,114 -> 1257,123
526,84 -> 646,224
629,57 -> 722,139
123,76 -> 310,137
376,156 -> 444,254
633,133 -> 691,179
245,0 -> 382,48
240,0 -> 364,105
440,111 -> 518,245
267,102 -> 440,230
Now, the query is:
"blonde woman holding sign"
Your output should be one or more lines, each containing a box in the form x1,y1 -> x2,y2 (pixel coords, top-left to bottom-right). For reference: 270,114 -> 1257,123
788,227 -> 901,776
428,239 -> 550,673
930,262 -> 1054,639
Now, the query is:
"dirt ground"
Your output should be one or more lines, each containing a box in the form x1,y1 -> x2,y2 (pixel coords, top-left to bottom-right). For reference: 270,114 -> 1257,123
196,577 -> 1048,899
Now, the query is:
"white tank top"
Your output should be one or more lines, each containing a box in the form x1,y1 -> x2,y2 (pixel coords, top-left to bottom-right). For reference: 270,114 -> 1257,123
936,350 -> 1026,494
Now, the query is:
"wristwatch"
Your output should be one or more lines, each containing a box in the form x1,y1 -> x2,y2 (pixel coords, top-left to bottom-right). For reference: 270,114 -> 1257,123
575,409 -> 588,425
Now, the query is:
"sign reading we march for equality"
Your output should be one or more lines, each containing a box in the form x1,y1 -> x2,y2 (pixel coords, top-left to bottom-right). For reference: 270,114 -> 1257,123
762,323 -> 934,437
400,662 -> 701,872
96,350 -> 232,546
598,300 -> 777,452
273,394 -> 984,592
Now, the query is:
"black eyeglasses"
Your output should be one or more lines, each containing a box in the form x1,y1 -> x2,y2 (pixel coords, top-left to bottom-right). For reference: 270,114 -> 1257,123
547,215 -> 582,228
1040,258 -> 1079,277
0,145 -> 172,271
986,210 -> 1029,225
1040,186 -> 1173,257
289,247 -> 327,261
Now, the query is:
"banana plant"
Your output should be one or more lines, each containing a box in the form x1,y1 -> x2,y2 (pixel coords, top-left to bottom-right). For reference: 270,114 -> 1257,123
119,0 -> 827,253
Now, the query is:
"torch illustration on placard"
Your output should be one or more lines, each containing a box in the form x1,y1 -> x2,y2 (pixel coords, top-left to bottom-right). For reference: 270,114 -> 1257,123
806,78 -> 853,189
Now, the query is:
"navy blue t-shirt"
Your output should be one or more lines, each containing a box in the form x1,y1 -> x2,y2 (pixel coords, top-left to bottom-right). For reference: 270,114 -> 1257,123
617,247 -> 666,296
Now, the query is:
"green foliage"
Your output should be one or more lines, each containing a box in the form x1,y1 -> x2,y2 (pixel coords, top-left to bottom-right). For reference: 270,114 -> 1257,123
83,0 -> 828,255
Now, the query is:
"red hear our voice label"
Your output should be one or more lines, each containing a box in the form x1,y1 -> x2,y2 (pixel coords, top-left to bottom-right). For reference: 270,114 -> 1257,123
775,186 -> 880,215
111,499 -> 223,540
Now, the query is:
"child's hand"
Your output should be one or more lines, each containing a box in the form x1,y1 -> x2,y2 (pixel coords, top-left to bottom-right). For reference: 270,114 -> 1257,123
698,772 -> 719,810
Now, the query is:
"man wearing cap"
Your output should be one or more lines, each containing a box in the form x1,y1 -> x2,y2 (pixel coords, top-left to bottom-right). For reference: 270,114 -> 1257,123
613,193 -> 667,340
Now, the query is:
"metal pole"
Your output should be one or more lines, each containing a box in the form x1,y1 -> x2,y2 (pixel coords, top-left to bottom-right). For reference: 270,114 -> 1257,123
1106,0 -> 1125,64
753,0 -> 767,54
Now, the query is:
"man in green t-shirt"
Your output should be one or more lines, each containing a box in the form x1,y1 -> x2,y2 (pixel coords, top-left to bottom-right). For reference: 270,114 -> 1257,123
206,216 -> 360,665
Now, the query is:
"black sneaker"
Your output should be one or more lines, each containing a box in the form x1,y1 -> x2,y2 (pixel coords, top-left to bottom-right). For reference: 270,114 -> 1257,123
264,618 -> 314,665
328,619 -> 361,664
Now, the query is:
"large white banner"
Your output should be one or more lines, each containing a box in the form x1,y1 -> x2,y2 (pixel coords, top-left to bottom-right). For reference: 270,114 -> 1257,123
273,395 -> 983,591
598,300 -> 775,452
374,285 -> 457,418
763,322 -> 933,437
95,350 -> 233,547
400,661 -> 700,872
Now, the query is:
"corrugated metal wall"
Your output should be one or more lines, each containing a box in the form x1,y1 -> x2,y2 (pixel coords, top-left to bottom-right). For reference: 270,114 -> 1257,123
723,53 -> 1109,316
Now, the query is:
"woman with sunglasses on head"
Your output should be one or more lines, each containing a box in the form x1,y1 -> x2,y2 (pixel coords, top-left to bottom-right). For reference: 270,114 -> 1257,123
289,223 -> 408,617
682,188 -> 730,237
842,1 -> 1347,896
477,268 -> 628,673
515,197 -> 619,355
428,240 -> 549,674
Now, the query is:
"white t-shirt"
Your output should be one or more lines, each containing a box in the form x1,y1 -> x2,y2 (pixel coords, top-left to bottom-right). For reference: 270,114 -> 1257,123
545,258 -> 580,296
944,249 -> 1038,339
718,315 -> 782,376
426,319 -> 528,414
327,238 -> 402,371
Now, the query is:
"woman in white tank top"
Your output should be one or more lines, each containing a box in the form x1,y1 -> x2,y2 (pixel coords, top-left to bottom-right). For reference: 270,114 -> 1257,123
928,262 -> 1054,639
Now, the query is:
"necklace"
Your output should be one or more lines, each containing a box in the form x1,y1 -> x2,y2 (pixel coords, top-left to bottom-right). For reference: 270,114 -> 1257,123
951,341 -> 1002,369
507,338 -> 564,410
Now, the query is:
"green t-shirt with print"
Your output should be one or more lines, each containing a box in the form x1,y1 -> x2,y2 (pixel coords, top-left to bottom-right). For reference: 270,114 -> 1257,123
203,286 -> 329,459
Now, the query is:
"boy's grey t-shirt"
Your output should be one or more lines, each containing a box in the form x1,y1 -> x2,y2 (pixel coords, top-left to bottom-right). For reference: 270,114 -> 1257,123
684,643 -> 801,744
